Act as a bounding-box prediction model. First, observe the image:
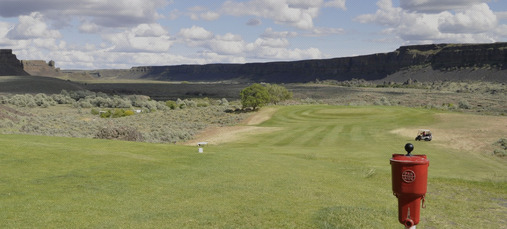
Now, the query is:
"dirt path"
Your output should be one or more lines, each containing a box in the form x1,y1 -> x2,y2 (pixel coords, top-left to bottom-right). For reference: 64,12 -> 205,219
390,113 -> 507,153
182,107 -> 281,146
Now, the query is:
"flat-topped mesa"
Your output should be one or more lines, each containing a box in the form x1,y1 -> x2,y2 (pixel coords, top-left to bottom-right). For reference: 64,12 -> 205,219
0,49 -> 29,76
21,60 -> 63,77
125,42 -> 507,83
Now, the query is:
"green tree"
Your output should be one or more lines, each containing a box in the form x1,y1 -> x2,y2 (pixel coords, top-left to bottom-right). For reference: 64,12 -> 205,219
240,83 -> 270,110
265,83 -> 292,104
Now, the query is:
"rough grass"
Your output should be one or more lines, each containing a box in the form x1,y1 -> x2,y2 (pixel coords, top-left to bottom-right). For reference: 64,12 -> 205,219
0,106 -> 505,228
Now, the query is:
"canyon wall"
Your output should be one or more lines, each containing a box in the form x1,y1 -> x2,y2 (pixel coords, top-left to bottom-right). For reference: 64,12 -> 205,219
21,60 -> 63,77
0,49 -> 29,76
128,43 -> 507,83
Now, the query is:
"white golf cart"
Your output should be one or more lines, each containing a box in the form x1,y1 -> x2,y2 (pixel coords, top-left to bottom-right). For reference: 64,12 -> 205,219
415,129 -> 432,141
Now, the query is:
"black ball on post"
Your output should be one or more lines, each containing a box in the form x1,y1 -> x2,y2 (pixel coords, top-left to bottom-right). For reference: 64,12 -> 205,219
405,143 -> 414,156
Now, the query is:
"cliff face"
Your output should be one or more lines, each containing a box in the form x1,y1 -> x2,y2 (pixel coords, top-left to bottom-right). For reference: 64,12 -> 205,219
0,49 -> 29,76
129,43 -> 507,83
22,60 -> 63,77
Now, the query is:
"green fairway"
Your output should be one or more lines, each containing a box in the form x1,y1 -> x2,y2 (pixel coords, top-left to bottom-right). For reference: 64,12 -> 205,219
1,105 -> 505,228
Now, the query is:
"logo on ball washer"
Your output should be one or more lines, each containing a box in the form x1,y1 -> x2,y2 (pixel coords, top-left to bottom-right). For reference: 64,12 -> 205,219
402,170 -> 416,183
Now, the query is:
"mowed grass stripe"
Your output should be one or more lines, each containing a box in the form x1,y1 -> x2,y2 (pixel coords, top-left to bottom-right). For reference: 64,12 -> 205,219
271,125 -> 321,147
303,124 -> 338,147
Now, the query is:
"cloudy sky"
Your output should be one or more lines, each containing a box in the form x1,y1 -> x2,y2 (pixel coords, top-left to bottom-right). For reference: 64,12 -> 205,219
1,0 -> 506,69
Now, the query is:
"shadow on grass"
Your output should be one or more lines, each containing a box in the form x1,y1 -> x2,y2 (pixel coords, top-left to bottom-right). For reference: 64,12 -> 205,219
314,206 -> 394,229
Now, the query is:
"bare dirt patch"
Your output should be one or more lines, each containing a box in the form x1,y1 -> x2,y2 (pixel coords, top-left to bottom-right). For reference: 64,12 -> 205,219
390,113 -> 507,153
183,107 -> 281,146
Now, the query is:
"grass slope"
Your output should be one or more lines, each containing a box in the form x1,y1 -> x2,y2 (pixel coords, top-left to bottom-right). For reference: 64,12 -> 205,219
0,106 -> 505,228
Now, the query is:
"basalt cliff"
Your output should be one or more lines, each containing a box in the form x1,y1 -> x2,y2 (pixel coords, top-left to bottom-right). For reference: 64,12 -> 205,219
125,43 -> 507,83
4,43 -> 507,82
0,49 -> 29,76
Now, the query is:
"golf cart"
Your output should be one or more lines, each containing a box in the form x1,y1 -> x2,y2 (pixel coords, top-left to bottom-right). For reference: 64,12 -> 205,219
415,129 -> 432,141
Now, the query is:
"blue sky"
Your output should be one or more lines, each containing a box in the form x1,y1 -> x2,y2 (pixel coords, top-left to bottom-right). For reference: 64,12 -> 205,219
0,0 -> 506,69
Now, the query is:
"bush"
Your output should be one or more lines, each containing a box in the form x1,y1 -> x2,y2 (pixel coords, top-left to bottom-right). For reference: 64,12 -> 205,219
458,100 -> 471,109
124,110 -> 135,116
265,83 -> 293,104
374,96 -> 391,106
95,126 -> 144,142
219,98 -> 229,106
166,100 -> 178,109
493,138 -> 507,157
240,84 -> 270,109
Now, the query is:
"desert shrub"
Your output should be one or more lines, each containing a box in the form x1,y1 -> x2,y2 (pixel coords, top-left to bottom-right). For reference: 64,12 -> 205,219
265,83 -> 293,104
374,96 -> 391,106
78,99 -> 93,108
51,94 -> 74,104
112,109 -> 125,118
166,100 -> 178,109
124,110 -> 135,116
34,93 -> 56,108
458,100 -> 471,109
9,94 -> 38,107
0,95 -> 8,104
184,99 -> 197,108
91,108 -> 100,115
197,102 -> 209,107
68,90 -> 95,101
100,110 -> 112,118
112,96 -> 132,108
95,126 -> 144,142
156,101 -> 168,111
301,97 -> 319,104
0,119 -> 14,128
219,98 -> 229,106
493,138 -> 507,157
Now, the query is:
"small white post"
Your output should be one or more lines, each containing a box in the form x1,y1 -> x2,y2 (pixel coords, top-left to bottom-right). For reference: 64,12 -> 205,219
197,142 -> 207,153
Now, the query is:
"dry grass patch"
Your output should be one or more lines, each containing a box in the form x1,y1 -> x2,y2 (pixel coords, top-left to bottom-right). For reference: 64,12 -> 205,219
390,113 -> 507,154
183,107 -> 281,146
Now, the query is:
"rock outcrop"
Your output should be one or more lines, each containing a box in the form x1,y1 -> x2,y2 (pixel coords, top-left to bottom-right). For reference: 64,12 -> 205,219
0,49 -> 29,76
21,60 -> 63,77
127,43 -> 507,83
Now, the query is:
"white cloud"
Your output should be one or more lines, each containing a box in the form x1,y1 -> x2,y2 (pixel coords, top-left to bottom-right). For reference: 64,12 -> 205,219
309,27 -> 345,36
0,22 -> 15,46
261,28 -> 298,38
79,21 -> 101,33
355,0 -> 504,44
325,0 -> 347,10
0,0 -> 168,29
168,9 -> 182,20
355,0 -> 402,26
177,26 -> 322,61
495,24 -> 507,36
103,23 -> 173,52
438,3 -> 497,34
251,37 -> 290,48
496,11 -> 507,20
222,0 -> 331,30
208,33 -> 246,55
199,11 -> 221,21
178,26 -> 214,41
7,12 -> 61,39
400,0 -> 488,13
186,6 -> 220,21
